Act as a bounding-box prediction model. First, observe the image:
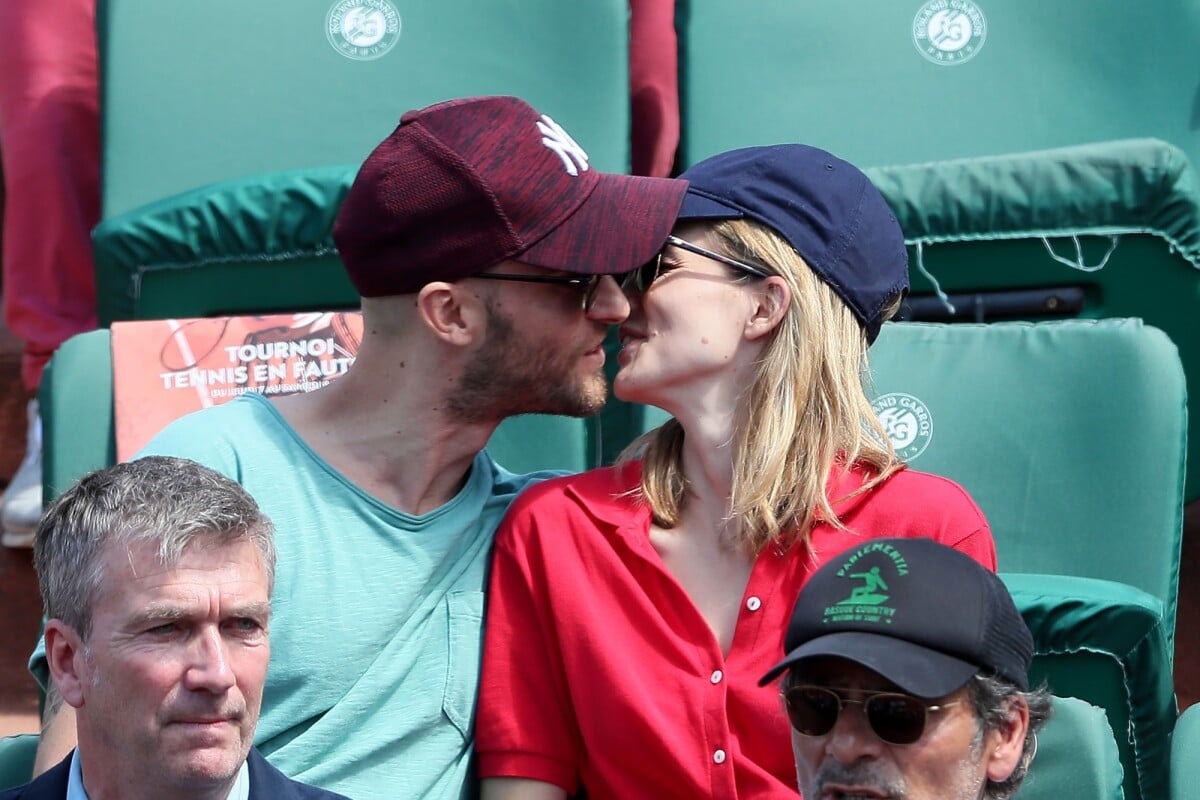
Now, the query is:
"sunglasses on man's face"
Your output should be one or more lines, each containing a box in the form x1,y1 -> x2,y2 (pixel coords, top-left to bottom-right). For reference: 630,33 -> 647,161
783,684 -> 962,746
473,272 -> 607,312
621,234 -> 770,295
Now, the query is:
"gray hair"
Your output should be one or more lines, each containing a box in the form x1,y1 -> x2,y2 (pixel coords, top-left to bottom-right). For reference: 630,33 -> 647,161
968,673 -> 1053,800
33,456 -> 276,640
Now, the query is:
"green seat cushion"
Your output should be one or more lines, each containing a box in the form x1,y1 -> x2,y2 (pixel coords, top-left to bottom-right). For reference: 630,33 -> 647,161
1004,574 -> 1174,800
91,166 -> 359,325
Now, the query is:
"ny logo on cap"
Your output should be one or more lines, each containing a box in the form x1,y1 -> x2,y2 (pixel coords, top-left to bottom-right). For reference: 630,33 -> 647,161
538,114 -> 589,177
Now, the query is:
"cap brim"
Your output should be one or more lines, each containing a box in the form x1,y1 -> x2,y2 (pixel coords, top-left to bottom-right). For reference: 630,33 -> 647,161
757,631 -> 979,699
520,173 -> 688,276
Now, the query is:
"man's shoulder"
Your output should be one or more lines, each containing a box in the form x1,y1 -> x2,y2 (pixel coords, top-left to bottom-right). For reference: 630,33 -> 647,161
137,394 -> 292,464
246,749 -> 352,800
147,393 -> 277,440
0,754 -> 71,800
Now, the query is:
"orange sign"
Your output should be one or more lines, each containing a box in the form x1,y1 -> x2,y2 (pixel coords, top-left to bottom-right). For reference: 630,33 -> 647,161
112,312 -> 363,461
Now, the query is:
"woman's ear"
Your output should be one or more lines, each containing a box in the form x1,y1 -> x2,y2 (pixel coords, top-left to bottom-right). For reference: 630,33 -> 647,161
416,282 -> 488,347
745,276 -> 791,341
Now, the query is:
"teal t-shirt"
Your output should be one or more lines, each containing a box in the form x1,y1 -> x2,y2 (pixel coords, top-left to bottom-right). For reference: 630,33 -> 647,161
34,393 -> 554,800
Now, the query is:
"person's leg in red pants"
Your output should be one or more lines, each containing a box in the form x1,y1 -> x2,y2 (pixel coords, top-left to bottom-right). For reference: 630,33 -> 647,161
0,0 -> 100,546
630,0 -> 680,178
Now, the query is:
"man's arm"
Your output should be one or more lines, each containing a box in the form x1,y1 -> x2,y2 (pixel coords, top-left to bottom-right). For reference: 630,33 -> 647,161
32,684 -> 77,776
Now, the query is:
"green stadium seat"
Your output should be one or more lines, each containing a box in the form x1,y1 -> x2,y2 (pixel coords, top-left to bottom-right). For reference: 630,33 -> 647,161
1003,574 -> 1170,800
1023,695 -> 1125,800
676,0 -> 1200,170
1172,703 -> 1200,800
40,328 -> 596,504
867,139 -> 1200,502
868,318 -> 1185,800
97,0 -> 633,220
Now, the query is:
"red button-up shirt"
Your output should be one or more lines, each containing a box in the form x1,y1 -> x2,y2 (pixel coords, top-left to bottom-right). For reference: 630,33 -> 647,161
477,461 -> 995,799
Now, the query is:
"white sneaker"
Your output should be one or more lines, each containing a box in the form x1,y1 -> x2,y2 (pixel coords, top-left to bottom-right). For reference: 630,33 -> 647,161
1,399 -> 42,548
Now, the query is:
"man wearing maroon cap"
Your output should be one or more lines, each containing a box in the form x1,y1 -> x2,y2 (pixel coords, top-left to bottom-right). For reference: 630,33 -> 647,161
32,95 -> 687,800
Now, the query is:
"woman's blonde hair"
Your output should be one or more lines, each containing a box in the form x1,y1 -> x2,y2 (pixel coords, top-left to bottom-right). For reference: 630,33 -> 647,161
621,218 -> 904,554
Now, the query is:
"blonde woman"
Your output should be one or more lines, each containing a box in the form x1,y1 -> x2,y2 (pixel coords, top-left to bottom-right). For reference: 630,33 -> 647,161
477,145 -> 996,799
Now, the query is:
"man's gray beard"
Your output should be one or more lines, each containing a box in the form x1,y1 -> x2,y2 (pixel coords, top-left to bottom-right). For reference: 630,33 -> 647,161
446,301 -> 607,423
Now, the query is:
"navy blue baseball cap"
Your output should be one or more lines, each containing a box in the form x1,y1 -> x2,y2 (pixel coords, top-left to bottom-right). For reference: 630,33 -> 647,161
677,145 -> 909,344
759,538 -> 1034,698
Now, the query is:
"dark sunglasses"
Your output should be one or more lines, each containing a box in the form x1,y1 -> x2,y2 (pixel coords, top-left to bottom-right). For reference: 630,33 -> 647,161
622,234 -> 770,294
473,272 -> 607,311
783,684 -> 962,746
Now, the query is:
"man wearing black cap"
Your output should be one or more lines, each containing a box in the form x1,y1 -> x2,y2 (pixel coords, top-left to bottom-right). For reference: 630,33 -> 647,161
31,95 -> 688,800
761,537 -> 1052,800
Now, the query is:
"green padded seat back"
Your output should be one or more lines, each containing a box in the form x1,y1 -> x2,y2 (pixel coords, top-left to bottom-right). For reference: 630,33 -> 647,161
677,0 -> 1200,170
869,319 -> 1185,800
1172,704 -> 1200,800
868,139 -> 1200,501
97,0 -> 632,219
869,319 -> 1186,640
41,329 -> 595,505
40,331 -> 116,502
1003,573 -> 1173,800
1021,696 -> 1125,800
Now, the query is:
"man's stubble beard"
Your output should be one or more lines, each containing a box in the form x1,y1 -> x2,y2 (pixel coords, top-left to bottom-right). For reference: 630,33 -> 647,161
446,301 -> 608,423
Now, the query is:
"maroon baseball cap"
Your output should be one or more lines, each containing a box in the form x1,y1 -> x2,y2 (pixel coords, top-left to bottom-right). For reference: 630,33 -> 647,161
334,95 -> 689,297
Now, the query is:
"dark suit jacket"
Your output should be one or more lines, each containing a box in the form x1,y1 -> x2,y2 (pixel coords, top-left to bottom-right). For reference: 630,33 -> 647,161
0,747 -> 352,799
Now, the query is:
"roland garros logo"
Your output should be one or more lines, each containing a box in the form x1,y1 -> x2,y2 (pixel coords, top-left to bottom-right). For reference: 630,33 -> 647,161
872,393 -> 934,461
327,0 -> 401,61
912,0 -> 987,65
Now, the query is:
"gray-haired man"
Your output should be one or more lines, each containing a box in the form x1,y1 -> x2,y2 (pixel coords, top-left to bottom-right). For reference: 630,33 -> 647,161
10,456 -> 349,800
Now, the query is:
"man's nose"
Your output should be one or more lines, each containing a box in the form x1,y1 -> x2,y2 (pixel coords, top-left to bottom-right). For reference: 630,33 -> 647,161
825,701 -> 886,763
586,274 -> 630,324
183,627 -> 237,693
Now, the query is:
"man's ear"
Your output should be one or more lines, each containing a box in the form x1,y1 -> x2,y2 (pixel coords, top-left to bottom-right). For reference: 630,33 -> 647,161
416,282 -> 487,346
984,696 -> 1031,782
745,276 -> 791,341
44,620 -> 87,709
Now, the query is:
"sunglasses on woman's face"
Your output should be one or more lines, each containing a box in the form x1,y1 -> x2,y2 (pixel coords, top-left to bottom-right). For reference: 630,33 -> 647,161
621,235 -> 770,294
783,684 -> 962,746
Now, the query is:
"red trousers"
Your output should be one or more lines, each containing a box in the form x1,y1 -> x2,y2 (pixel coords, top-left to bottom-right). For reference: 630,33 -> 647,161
630,0 -> 680,179
0,0 -> 99,392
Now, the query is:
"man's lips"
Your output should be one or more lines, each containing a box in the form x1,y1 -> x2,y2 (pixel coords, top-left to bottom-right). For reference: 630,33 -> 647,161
820,785 -> 890,800
167,706 -> 243,727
